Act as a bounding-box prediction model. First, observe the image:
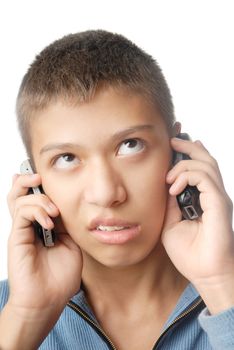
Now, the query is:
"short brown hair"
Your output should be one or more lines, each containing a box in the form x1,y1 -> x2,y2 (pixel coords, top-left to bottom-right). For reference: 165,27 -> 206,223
16,30 -> 175,157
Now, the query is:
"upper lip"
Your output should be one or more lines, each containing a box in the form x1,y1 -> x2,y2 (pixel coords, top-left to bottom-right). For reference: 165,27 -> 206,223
88,217 -> 139,230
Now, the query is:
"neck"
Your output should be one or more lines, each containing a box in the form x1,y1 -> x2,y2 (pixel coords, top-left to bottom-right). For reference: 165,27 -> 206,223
81,243 -> 188,313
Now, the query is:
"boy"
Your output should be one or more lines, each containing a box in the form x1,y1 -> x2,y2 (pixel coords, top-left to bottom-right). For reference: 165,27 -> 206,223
0,30 -> 234,349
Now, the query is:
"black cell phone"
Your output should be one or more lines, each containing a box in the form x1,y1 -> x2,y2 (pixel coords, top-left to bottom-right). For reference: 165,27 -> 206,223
173,133 -> 203,220
20,159 -> 55,247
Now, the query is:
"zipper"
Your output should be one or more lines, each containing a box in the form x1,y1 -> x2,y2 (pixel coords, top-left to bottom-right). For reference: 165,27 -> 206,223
67,297 -> 204,350
67,300 -> 117,350
152,297 -> 204,349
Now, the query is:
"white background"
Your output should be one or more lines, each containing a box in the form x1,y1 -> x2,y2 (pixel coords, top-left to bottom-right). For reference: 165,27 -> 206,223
0,0 -> 233,279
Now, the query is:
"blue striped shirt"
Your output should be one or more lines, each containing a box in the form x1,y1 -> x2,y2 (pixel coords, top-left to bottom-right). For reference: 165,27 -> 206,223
1,280 -> 234,349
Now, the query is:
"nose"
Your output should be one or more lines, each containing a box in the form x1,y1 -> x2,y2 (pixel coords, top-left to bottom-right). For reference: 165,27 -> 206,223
83,159 -> 127,208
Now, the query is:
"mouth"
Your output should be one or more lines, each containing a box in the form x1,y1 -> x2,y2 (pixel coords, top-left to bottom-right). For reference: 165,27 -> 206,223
88,217 -> 141,244
89,216 -> 138,229
95,225 -> 131,231
89,224 -> 141,245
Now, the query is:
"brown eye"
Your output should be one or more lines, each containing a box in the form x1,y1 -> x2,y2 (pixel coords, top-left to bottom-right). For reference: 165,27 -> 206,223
118,139 -> 145,155
54,153 -> 80,169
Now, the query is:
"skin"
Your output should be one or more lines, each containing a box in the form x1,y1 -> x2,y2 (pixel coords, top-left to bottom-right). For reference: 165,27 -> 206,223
32,89 -> 177,269
1,86 -> 234,350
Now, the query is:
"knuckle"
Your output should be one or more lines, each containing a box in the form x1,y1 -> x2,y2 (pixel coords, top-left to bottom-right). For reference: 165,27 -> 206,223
209,156 -> 219,168
178,171 -> 188,182
227,196 -> 233,211
12,204 -> 21,220
6,191 -> 12,207
201,169 -> 210,179
180,159 -> 192,168
14,196 -> 25,213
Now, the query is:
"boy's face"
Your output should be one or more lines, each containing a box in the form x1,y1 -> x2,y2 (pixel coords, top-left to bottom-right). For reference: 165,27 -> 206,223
31,87 -> 172,268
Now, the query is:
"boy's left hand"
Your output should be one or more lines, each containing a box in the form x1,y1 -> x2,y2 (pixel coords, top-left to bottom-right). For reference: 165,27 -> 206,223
162,137 -> 234,314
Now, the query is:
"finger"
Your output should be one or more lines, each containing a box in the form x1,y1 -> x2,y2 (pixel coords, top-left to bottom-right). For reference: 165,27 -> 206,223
7,173 -> 43,217
10,205 -> 54,245
169,170 -> 228,212
167,159 -> 224,191
171,137 -> 219,167
169,169 -> 218,193
7,173 -> 41,204
14,194 -> 59,219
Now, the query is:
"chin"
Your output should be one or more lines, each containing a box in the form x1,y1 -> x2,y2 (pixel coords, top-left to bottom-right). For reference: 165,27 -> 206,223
83,245 -> 159,270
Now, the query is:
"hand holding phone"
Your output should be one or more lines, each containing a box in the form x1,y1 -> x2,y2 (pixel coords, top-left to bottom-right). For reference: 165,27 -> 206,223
173,133 -> 203,220
2,161 -> 83,349
20,159 -> 55,247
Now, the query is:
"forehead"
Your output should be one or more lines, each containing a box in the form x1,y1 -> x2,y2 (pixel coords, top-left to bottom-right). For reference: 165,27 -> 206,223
30,87 -> 167,153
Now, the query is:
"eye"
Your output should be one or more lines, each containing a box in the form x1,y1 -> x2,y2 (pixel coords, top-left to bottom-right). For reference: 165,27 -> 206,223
53,153 -> 80,169
118,138 -> 146,156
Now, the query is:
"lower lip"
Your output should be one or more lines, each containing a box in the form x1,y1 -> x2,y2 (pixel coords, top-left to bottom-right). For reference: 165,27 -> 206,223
89,225 -> 141,245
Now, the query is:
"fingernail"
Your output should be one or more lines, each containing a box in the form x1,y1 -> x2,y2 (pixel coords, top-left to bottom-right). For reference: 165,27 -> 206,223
172,137 -> 183,141
48,202 -> 57,211
169,182 -> 178,194
195,140 -> 203,146
46,217 -> 53,226
166,171 -> 173,181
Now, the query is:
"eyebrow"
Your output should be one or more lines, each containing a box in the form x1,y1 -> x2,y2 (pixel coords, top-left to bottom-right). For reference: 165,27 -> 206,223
39,124 -> 156,155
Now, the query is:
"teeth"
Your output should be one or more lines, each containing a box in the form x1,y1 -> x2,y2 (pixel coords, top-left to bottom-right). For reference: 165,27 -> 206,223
96,225 -> 129,231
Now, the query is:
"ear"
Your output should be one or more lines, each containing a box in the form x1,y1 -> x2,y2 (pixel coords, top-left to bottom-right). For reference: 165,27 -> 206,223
172,121 -> 181,137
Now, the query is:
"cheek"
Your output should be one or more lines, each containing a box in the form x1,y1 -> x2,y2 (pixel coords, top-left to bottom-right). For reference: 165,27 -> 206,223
127,156 -> 170,232
126,154 -> 169,202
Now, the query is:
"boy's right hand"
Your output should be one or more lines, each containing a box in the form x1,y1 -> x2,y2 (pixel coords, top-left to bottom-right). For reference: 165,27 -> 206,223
2,173 -> 83,347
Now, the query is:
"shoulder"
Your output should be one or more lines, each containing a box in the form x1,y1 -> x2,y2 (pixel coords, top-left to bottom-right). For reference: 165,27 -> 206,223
0,279 -> 10,310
